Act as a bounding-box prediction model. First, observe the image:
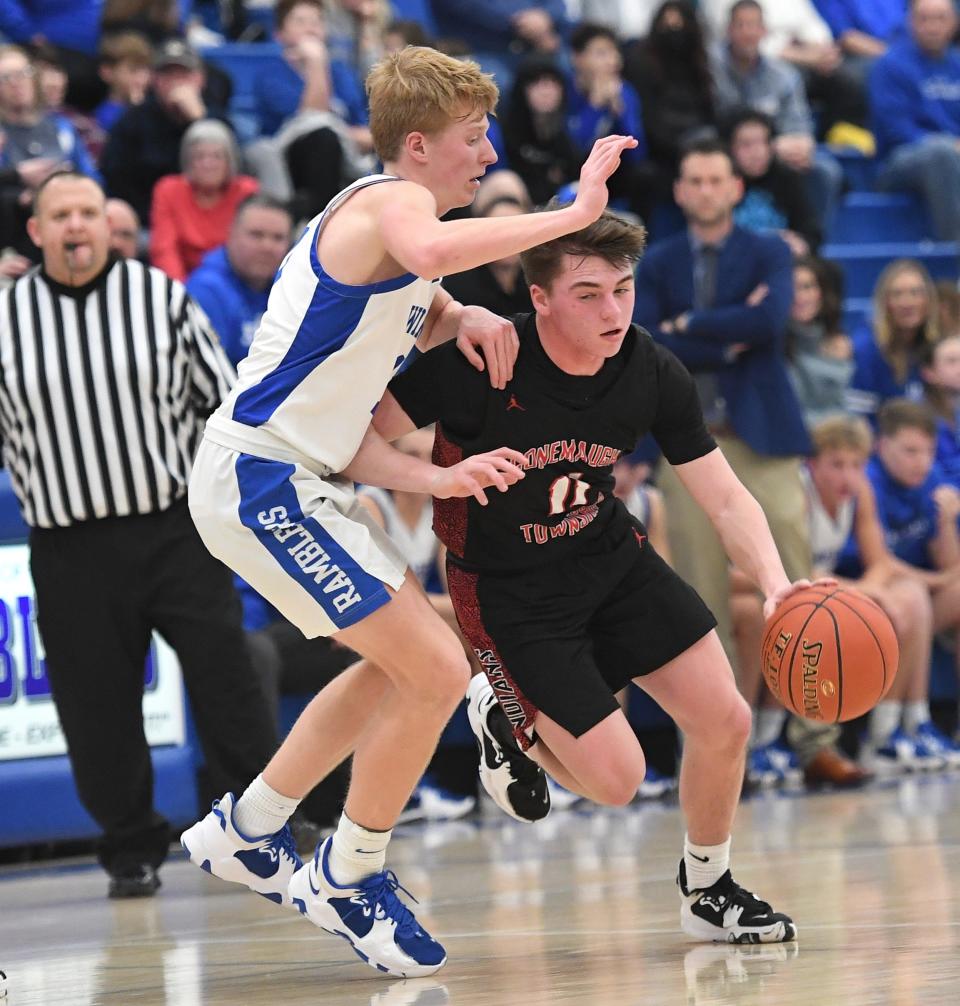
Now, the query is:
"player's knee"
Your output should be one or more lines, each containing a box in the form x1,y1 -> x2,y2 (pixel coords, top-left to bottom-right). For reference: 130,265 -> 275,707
591,755 -> 646,807
697,692 -> 751,754
420,645 -> 471,711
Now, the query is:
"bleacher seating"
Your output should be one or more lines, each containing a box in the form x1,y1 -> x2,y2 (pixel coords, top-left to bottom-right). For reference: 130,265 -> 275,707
827,192 -> 932,244
200,43 -> 286,143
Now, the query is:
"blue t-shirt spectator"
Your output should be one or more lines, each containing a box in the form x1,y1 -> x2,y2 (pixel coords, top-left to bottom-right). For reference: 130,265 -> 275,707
837,454 -> 941,573
186,246 -> 270,368
813,0 -> 908,44
566,77 -> 646,163
933,414 -> 960,490
0,0 -> 103,56
252,44 -> 367,137
846,324 -> 924,422
868,36 -> 960,158
0,113 -> 100,183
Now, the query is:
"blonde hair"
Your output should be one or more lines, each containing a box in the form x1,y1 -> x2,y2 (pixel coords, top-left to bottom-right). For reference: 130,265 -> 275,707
871,258 -> 940,382
810,415 -> 873,458
366,46 -> 498,162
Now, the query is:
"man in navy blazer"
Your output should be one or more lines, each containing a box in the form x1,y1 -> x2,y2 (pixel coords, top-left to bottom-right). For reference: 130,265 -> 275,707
634,137 -> 867,789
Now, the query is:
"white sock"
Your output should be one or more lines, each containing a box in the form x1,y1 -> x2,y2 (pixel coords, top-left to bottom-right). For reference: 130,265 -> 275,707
329,812 -> 392,886
753,707 -> 787,749
903,700 -> 931,733
684,834 -> 731,891
232,774 -> 301,839
869,701 -> 903,746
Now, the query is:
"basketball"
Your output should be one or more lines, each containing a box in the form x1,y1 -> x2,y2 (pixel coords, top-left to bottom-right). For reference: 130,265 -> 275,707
760,585 -> 899,722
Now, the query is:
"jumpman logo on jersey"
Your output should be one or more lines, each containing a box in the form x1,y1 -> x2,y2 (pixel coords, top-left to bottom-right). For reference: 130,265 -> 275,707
506,394 -> 526,412
634,530 -> 646,548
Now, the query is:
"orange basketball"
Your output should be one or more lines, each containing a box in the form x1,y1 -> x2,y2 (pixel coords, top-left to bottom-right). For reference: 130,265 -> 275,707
760,585 -> 899,722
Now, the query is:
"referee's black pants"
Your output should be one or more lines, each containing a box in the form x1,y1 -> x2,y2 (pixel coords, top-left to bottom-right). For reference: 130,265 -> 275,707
30,498 -> 277,876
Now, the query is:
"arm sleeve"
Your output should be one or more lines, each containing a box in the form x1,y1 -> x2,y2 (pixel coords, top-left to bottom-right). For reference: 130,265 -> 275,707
171,280 -> 236,416
386,339 -> 487,437
649,345 -> 718,465
777,67 -> 815,135
685,237 -> 793,348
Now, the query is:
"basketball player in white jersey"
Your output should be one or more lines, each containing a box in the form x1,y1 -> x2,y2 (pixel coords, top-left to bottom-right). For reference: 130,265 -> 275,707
179,46 -> 636,978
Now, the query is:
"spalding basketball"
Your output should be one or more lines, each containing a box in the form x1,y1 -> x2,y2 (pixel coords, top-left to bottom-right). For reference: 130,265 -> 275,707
760,585 -> 899,722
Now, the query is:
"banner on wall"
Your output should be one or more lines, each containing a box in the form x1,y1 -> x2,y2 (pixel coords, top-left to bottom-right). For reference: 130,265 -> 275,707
0,544 -> 185,761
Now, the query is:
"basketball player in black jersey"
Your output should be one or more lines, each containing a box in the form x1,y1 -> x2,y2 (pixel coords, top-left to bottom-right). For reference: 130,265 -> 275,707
369,209 -> 817,944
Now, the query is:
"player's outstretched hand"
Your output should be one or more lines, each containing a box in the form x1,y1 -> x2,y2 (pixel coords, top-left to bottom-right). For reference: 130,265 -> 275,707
430,447 -> 527,505
763,576 -> 837,620
573,135 -> 639,223
456,306 -> 520,389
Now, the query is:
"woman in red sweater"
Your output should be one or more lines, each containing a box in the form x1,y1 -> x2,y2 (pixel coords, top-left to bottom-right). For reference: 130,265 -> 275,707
149,119 -> 259,281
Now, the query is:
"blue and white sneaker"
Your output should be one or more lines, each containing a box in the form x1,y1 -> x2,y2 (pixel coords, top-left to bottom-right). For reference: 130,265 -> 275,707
912,721 -> 960,768
398,782 -> 476,824
861,727 -> 929,775
747,746 -> 781,788
288,838 -> 447,978
762,741 -> 803,786
638,766 -> 677,799
180,792 -> 302,908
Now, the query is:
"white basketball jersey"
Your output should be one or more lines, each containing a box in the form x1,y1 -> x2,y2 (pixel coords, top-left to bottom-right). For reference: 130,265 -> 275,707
802,464 -> 854,574
205,175 -> 439,473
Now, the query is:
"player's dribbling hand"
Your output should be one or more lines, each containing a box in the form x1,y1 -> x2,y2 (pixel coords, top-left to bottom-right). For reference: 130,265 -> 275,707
762,576 -> 837,620
455,306 -> 520,389
572,135 -> 638,223
430,448 -> 527,505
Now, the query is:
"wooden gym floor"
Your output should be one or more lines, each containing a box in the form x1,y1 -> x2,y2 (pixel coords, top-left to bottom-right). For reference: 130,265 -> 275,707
2,775 -> 959,1005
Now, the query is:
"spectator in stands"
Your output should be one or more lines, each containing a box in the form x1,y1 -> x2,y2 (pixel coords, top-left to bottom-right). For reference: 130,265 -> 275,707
921,334 -> 960,488
105,196 -> 141,259
622,2 -> 717,182
568,23 -> 651,218
787,254 -> 853,425
815,0 -> 908,62
711,0 -> 843,229
835,399 -> 960,766
441,196 -> 535,317
94,31 -> 153,133
100,0 -> 182,46
325,0 -> 389,79
101,39 -> 226,223
383,18 -> 434,54
869,0 -> 960,242
634,137 -> 866,787
702,0 -> 869,138
501,54 -> 583,206
0,0 -> 104,110
245,0 -> 372,218
474,168 -> 532,214
0,46 -> 99,179
430,0 -> 571,89
34,46 -> 107,164
847,259 -> 939,423
0,171 -> 276,898
727,109 -> 821,254
186,194 -> 293,366
578,0 -> 673,42
149,119 -> 259,281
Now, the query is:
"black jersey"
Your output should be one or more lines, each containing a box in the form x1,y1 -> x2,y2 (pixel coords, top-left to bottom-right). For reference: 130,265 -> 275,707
387,312 -> 716,572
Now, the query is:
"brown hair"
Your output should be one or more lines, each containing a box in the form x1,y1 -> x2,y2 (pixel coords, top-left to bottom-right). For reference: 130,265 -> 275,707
98,30 -> 153,67
521,207 -> 646,289
810,415 -> 872,458
876,398 -> 937,439
366,46 -> 498,162
871,258 -> 940,383
274,0 -> 323,30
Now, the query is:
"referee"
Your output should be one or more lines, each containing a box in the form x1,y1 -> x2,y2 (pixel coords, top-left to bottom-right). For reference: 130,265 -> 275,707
0,171 -> 276,897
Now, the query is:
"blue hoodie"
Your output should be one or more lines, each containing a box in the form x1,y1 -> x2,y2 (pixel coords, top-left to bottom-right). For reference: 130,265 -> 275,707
869,38 -> 960,157
186,247 -> 270,368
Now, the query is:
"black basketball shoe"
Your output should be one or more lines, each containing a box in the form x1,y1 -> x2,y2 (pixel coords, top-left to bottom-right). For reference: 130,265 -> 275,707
466,675 -> 550,823
108,864 -> 161,899
678,860 -> 798,944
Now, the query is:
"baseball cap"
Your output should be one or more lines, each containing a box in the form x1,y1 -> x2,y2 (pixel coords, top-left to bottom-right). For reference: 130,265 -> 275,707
154,39 -> 201,72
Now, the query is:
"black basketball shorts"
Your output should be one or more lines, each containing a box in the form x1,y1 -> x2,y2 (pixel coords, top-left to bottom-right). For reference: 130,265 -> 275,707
447,526 -> 717,750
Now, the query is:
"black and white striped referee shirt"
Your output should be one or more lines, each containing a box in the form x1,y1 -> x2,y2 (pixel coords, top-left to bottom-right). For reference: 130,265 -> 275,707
0,256 -> 235,528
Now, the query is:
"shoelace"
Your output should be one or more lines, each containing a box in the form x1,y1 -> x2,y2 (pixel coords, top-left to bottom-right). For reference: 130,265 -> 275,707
271,824 -> 299,865
344,870 -> 422,938
711,871 -> 773,915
